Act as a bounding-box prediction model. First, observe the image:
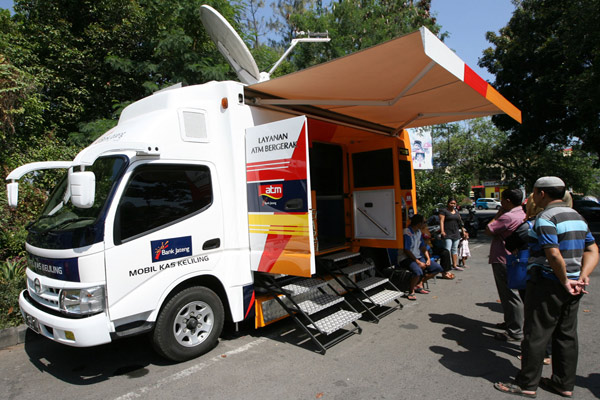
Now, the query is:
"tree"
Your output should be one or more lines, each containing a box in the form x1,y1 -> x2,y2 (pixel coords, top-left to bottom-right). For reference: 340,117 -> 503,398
415,119 -> 504,217
3,0 -> 241,146
491,142 -> 600,196
480,0 -> 600,158
264,0 -> 442,72
415,117 -> 600,219
239,0 -> 267,48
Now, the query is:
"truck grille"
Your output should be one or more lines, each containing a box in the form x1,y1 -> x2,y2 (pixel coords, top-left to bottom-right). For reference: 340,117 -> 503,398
27,276 -> 61,311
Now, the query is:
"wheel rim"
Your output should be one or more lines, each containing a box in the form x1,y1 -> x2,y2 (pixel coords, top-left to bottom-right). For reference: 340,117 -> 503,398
173,301 -> 215,347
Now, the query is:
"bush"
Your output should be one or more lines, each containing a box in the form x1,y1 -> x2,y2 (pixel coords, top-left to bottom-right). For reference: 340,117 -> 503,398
0,258 -> 27,329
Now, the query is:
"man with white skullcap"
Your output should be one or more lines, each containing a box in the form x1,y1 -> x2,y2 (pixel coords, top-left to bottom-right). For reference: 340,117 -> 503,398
495,176 -> 599,398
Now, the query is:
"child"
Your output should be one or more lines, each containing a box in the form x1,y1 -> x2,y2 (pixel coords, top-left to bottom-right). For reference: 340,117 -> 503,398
458,236 -> 470,268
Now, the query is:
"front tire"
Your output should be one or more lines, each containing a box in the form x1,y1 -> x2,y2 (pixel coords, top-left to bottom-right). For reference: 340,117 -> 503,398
477,206 -> 483,210
153,286 -> 224,362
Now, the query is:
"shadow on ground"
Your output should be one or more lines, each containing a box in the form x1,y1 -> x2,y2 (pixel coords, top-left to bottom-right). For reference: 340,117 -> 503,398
428,312 -> 600,398
428,312 -> 521,383
21,321 -> 251,385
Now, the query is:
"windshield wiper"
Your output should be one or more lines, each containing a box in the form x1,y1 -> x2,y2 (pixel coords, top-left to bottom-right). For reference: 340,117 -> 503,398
52,217 -> 96,230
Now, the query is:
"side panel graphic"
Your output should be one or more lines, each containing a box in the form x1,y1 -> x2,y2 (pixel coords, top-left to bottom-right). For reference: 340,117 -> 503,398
246,116 -> 315,277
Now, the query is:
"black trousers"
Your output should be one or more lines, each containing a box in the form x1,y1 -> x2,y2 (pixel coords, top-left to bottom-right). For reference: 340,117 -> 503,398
516,272 -> 582,392
432,246 -> 451,272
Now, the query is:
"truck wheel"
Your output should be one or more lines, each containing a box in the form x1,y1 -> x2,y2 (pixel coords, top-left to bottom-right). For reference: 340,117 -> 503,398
153,286 -> 224,362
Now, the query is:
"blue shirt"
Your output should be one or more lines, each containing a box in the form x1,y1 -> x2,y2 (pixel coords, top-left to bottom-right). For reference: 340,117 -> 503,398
399,226 -> 425,262
529,203 -> 595,280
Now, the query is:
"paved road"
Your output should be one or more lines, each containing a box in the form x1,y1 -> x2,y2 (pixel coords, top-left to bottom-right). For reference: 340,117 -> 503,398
1,235 -> 599,400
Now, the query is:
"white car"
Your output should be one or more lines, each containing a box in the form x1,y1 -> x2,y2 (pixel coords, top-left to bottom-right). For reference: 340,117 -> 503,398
475,197 -> 502,210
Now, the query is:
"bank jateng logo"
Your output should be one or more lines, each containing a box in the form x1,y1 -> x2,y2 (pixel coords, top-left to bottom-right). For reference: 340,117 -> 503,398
151,236 -> 192,263
259,184 -> 283,200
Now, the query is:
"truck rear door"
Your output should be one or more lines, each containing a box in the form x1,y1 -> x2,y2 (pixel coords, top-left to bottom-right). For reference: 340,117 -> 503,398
245,116 -> 316,277
349,142 -> 404,249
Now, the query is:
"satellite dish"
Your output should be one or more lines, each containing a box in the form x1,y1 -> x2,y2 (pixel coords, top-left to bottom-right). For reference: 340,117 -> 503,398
200,5 -> 261,85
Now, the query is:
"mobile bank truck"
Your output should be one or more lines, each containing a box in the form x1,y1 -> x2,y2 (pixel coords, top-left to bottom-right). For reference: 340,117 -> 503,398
6,6 -> 521,361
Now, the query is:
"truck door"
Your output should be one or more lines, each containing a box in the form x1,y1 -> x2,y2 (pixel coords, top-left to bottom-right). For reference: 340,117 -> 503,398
246,116 -> 316,277
349,143 -> 403,249
104,162 -> 223,321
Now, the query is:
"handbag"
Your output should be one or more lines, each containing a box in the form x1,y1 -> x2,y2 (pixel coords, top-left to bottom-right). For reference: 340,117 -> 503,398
506,249 -> 529,290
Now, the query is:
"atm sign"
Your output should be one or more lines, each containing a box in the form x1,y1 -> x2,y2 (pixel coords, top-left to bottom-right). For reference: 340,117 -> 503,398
259,184 -> 283,199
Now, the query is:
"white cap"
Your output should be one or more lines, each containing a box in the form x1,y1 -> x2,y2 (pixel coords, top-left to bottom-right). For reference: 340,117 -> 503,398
534,176 -> 565,188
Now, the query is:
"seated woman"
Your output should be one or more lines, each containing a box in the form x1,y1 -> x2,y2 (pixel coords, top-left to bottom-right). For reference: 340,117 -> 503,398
399,214 -> 444,300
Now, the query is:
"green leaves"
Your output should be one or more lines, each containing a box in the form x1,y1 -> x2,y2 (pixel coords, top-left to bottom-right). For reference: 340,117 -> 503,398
480,0 -> 600,159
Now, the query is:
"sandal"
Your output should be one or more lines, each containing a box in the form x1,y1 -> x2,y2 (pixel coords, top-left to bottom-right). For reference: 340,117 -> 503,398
494,382 -> 537,398
539,377 -> 572,398
405,293 -> 416,301
516,355 -> 551,365
415,288 -> 430,294
440,272 -> 455,280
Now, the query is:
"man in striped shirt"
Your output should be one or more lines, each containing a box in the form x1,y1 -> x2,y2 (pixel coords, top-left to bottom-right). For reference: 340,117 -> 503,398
495,176 -> 598,398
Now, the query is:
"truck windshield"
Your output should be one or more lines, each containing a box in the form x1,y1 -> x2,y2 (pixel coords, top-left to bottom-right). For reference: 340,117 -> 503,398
27,156 -> 127,249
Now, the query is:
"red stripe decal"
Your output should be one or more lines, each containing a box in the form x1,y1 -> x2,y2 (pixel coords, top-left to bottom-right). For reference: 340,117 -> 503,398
463,64 -> 488,98
257,234 -> 292,272
244,291 -> 255,319
246,123 -> 308,182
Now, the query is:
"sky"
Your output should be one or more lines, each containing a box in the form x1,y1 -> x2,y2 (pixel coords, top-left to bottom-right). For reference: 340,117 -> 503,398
0,0 -> 515,82
430,0 -> 516,83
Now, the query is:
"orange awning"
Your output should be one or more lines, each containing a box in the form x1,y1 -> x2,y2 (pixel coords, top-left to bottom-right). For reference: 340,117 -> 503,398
246,27 -> 521,133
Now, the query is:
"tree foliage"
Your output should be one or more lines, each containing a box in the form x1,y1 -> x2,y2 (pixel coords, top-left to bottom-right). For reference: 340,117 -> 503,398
279,0 -> 442,71
415,118 -> 600,218
2,0 -> 242,145
480,0 -> 600,158
415,119 -> 505,217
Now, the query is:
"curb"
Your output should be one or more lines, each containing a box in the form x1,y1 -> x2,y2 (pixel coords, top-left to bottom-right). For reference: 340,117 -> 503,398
0,324 -> 29,350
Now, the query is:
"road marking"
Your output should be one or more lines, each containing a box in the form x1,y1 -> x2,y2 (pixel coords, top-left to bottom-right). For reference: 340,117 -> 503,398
113,338 -> 268,400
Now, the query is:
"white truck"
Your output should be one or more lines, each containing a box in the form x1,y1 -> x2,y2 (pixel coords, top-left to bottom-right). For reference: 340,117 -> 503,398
6,6 -> 521,361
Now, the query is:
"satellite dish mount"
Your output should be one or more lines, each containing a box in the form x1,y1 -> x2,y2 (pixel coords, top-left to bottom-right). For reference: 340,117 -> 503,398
200,5 -> 330,84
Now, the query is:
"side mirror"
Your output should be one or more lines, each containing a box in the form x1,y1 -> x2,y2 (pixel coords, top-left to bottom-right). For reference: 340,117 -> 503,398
70,171 -> 95,208
6,182 -> 19,208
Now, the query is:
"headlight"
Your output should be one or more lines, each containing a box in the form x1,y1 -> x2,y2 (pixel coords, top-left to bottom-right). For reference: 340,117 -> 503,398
59,286 -> 105,315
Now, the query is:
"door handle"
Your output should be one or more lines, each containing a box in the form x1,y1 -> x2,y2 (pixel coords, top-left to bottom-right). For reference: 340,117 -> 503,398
202,238 -> 221,250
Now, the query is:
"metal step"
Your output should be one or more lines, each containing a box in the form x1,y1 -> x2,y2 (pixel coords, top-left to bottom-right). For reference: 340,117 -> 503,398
355,276 -> 388,291
282,278 -> 328,296
295,293 -> 344,315
318,251 -> 360,263
307,310 -> 362,335
361,289 -> 403,306
340,263 -> 373,276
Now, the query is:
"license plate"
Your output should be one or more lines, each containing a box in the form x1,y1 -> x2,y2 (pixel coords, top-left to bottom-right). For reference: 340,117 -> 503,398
23,312 -> 40,333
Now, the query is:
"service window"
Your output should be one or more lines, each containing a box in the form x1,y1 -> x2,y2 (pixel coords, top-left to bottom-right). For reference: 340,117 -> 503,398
398,160 -> 413,190
115,164 -> 212,244
352,148 -> 394,188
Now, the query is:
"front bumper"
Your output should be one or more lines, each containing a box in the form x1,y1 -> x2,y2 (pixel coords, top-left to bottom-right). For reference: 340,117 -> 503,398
19,290 -> 112,347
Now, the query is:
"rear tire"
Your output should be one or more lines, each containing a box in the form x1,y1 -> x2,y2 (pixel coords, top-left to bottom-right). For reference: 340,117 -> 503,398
153,286 -> 224,362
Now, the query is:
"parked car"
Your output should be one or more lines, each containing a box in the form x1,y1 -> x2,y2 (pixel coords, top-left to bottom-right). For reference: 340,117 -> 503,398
573,200 -> 600,241
475,197 -> 502,210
